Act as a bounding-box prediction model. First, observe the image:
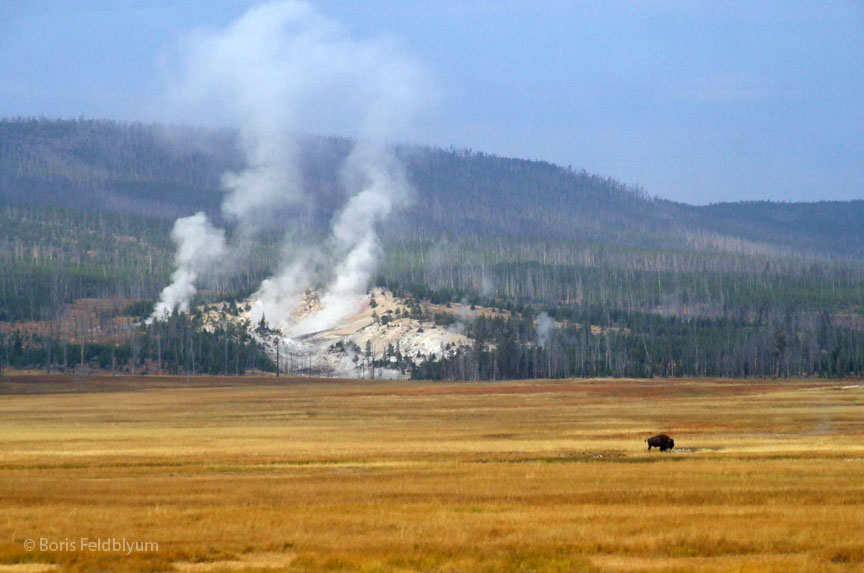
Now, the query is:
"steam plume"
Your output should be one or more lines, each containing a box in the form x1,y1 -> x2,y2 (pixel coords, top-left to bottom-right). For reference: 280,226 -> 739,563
292,144 -> 411,335
158,0 -> 430,332
536,312 -> 555,349
248,257 -> 313,330
151,213 -> 227,321
172,0 -> 428,231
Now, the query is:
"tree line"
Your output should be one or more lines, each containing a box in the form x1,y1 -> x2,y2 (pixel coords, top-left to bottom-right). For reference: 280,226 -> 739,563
412,305 -> 864,380
0,311 -> 273,376
1,118 -> 863,379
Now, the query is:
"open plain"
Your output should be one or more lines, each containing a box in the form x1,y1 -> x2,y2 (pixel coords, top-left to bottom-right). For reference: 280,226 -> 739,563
0,375 -> 863,571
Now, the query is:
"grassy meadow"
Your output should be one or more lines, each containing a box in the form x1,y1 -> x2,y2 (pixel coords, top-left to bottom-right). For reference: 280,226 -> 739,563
0,374 -> 863,571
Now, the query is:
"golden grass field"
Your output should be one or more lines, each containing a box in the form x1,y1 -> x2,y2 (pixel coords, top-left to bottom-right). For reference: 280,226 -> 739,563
1,374 -> 864,572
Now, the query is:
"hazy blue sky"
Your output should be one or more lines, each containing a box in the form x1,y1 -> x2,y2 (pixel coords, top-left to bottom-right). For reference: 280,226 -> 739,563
1,1 -> 862,204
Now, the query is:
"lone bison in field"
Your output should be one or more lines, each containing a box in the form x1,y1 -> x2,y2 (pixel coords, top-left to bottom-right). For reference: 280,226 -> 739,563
645,434 -> 675,452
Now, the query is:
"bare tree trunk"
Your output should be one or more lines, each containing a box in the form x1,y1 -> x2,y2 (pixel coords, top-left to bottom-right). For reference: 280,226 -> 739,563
111,329 -> 116,378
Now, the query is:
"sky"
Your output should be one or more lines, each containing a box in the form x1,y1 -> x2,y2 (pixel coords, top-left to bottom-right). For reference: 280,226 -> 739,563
1,0 -> 862,205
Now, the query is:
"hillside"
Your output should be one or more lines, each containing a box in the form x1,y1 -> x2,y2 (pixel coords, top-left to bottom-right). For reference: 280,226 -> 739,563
4,118 -> 863,258
1,118 -> 862,379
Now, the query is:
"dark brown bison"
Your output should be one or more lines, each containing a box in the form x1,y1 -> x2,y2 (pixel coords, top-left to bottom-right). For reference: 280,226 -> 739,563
645,434 -> 675,452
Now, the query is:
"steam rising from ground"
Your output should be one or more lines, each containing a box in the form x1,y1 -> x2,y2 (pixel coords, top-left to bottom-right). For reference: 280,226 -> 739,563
291,144 -> 411,335
151,213 -> 227,320
153,0 -> 429,331
536,312 -> 555,349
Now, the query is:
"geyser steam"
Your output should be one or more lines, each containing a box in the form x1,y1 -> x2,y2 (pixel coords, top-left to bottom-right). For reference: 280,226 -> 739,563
536,312 -> 555,349
291,144 -> 411,335
154,0 -> 430,331
151,213 -> 227,320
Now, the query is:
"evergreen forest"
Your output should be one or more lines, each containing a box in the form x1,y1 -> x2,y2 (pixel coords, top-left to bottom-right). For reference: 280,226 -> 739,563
2,118 -> 862,379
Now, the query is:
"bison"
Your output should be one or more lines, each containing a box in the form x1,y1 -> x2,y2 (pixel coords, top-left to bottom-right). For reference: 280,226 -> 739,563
645,434 -> 675,452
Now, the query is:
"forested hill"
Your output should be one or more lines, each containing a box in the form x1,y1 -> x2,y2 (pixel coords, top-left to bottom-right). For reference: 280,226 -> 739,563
2,118 -> 863,379
2,118 -> 862,259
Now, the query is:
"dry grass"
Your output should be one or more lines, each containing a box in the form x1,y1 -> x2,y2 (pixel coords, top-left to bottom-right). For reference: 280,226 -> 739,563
1,375 -> 863,571
0,297 -> 135,344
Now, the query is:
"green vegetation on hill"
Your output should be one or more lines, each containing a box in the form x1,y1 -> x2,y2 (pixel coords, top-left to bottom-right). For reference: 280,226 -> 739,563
1,118 -> 862,378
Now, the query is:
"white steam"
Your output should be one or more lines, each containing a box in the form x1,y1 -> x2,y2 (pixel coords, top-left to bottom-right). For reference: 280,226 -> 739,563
171,0 -> 428,230
154,0 -> 430,333
536,312 -> 555,349
151,213 -> 227,321
480,275 -> 496,297
248,258 -> 312,330
291,144 -> 411,335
